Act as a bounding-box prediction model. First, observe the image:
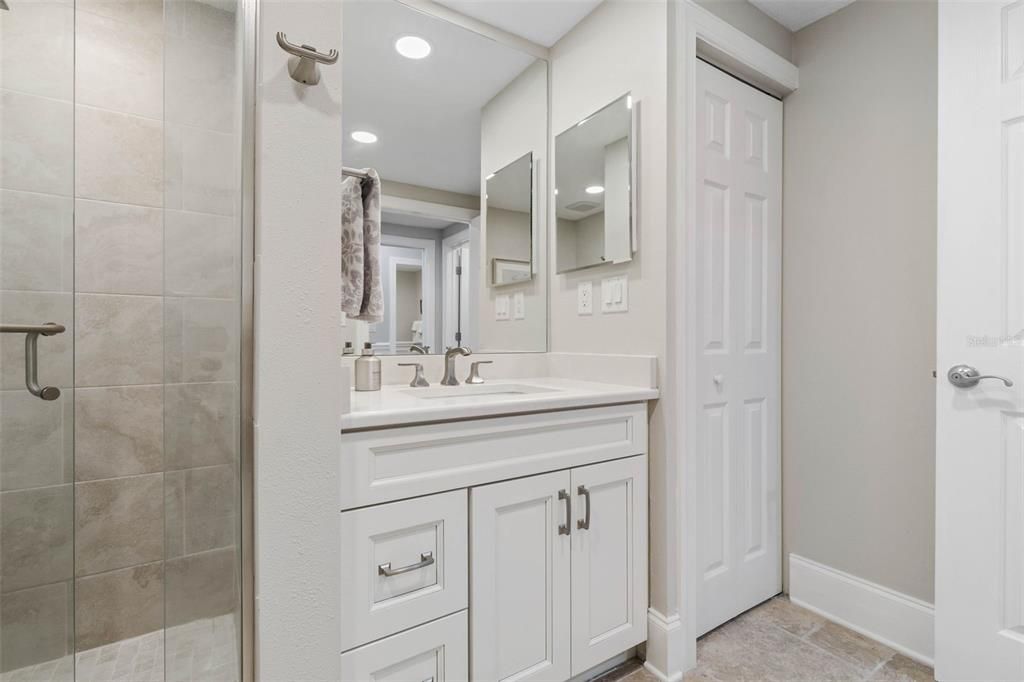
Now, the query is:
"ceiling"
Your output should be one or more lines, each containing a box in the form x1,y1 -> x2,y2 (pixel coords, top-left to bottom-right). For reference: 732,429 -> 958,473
342,0 -> 538,195
748,0 -> 856,31
432,0 -> 603,47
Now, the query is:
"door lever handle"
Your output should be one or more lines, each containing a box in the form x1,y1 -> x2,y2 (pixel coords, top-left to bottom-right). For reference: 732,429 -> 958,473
0,323 -> 65,400
947,364 -> 1014,389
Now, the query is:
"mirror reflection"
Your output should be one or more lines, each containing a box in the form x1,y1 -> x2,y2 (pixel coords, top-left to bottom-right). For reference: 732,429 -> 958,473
555,93 -> 635,273
341,0 -> 548,355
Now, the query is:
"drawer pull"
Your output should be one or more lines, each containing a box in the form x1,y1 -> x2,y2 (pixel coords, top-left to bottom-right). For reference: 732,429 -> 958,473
558,489 -> 571,535
577,485 -> 591,530
378,551 -> 435,577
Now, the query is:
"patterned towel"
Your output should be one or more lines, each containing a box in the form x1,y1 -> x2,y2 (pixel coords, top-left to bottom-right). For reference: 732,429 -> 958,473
341,169 -> 383,323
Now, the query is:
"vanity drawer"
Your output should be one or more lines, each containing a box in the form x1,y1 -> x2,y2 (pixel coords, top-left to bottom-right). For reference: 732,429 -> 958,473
341,402 -> 648,508
341,490 -> 468,651
340,610 -> 467,682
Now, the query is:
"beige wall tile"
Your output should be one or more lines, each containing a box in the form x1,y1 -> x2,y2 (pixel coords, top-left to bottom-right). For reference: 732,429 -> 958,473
164,469 -> 185,558
165,298 -> 239,383
75,10 -> 163,120
0,485 -> 73,592
75,385 -> 163,481
0,581 -> 73,672
0,190 -> 74,292
165,31 -> 236,132
75,562 -> 163,651
0,389 -> 72,491
75,199 -> 163,295
165,548 -> 236,627
165,382 -> 236,469
76,0 -> 163,35
75,106 -> 162,207
0,291 -> 73,391
0,1 -> 75,101
164,210 -> 237,297
75,473 -> 163,575
75,294 -> 162,387
183,465 -> 236,554
0,90 -> 73,196
178,127 -> 237,215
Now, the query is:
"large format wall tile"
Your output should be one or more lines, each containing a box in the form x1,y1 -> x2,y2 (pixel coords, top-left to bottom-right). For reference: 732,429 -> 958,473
164,210 -> 237,297
0,1 -> 75,101
0,485 -> 73,593
75,385 -> 163,481
165,125 -> 237,216
0,581 -> 72,672
75,199 -> 163,295
76,0 -> 163,36
75,294 -> 162,387
165,382 -> 236,469
0,190 -> 74,292
0,90 -> 73,196
165,465 -> 237,558
75,10 -> 163,120
0,291 -> 73,391
75,562 -> 163,651
165,548 -> 237,627
75,473 -> 163,576
165,298 -> 239,383
0,389 -> 72,492
165,27 -> 236,132
75,106 -> 162,208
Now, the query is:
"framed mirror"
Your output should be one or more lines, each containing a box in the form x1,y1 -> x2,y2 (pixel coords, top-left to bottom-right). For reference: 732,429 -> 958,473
340,0 -> 548,354
555,93 -> 637,273
486,152 -> 533,287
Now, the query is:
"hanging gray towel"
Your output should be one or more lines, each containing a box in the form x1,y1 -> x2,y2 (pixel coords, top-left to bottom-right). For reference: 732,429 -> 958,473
341,169 -> 383,323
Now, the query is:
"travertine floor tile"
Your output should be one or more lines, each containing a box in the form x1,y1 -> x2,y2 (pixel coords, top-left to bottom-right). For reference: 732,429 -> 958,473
737,595 -> 826,638
806,621 -> 896,675
866,654 -> 934,682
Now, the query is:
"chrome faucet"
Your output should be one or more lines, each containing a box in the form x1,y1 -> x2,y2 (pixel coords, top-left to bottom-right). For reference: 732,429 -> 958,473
441,346 -> 471,386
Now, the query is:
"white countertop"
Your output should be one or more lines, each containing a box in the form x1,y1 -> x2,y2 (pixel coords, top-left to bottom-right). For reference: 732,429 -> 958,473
341,377 -> 659,431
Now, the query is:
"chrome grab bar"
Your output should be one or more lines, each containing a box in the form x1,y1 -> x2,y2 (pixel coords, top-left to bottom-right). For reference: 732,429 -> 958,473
378,551 -> 434,578
1,323 -> 65,401
577,485 -> 592,530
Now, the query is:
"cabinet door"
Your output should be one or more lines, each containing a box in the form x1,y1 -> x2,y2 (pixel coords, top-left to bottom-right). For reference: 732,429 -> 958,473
470,470 -> 572,682
570,456 -> 648,675
340,611 -> 467,682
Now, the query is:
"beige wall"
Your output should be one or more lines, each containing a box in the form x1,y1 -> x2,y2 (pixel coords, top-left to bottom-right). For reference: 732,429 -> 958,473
380,180 -> 479,211
782,0 -> 937,602
695,0 -> 793,60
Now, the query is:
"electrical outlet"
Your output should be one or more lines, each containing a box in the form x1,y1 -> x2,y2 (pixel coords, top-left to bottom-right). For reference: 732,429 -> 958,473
513,292 -> 525,320
495,295 -> 510,320
601,275 -> 628,313
577,281 -> 593,315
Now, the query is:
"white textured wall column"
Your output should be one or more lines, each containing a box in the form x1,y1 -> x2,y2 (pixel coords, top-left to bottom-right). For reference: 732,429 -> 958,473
254,1 -> 344,679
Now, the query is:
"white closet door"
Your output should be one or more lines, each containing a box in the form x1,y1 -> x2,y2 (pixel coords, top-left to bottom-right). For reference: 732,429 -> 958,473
695,59 -> 783,636
470,471 -> 572,682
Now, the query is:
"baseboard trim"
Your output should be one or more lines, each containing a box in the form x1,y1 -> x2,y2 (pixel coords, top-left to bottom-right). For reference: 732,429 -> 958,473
643,609 -> 685,682
788,554 -> 934,666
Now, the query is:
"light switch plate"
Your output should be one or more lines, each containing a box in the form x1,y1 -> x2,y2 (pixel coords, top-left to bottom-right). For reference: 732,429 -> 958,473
513,292 -> 525,320
601,275 -> 628,313
495,295 -> 510,320
577,281 -> 593,315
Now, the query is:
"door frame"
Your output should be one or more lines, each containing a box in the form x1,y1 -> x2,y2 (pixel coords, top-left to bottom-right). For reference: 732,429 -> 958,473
665,1 -> 798,675
380,233 -> 437,353
442,228 -> 472,349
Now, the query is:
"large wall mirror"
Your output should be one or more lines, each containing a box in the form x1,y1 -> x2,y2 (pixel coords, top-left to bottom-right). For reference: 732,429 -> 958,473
555,93 -> 636,273
341,0 -> 548,355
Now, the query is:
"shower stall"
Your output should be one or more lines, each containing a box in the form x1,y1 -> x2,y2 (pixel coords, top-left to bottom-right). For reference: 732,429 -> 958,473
0,0 -> 254,679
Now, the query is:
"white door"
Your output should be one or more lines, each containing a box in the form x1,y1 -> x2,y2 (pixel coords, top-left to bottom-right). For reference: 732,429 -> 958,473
694,60 -> 783,635
936,3 -> 1024,680
570,457 -> 648,675
470,471 -> 571,682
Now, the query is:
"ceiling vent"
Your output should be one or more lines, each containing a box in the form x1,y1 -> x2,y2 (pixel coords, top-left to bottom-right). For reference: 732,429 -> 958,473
565,200 -> 600,213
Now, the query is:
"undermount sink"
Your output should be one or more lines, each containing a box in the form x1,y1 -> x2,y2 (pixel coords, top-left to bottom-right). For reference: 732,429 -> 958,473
401,383 -> 560,401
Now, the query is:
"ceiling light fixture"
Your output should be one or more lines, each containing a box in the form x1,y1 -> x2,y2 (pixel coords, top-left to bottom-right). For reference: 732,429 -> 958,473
351,131 -> 378,144
585,185 -> 605,195
395,35 -> 432,60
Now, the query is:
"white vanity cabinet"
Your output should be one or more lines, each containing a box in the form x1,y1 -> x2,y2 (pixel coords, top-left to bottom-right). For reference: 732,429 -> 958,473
340,401 -> 650,681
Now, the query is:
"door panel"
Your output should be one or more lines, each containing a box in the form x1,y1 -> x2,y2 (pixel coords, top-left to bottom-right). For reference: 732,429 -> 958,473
936,2 -> 1024,679
570,457 -> 648,675
470,470 -> 571,682
695,60 -> 782,636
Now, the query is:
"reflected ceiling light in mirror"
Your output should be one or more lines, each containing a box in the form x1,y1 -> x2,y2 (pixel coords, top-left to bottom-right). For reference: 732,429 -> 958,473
486,173 -> 496,180
626,95 -> 633,109
554,189 -> 559,195
351,131 -> 378,144
585,185 -> 605,195
395,35 -> 432,59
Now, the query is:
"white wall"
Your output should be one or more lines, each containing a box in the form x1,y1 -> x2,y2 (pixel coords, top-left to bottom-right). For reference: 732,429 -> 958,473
254,1 -> 343,679
782,0 -> 937,603
694,0 -> 792,60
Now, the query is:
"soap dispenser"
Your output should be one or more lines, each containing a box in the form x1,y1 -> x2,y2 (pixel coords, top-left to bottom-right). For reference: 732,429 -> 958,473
354,342 -> 381,391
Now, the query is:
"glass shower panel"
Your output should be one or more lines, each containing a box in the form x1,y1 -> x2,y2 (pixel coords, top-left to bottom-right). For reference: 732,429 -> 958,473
0,1 -> 77,679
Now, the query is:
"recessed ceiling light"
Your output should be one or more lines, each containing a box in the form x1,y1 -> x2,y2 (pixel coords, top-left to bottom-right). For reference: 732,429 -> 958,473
351,131 -> 378,144
395,35 -> 431,60
585,185 -> 605,195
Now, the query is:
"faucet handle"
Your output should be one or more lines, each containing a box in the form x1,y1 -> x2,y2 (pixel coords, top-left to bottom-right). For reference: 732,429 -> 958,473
397,362 -> 430,387
466,360 -> 493,385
